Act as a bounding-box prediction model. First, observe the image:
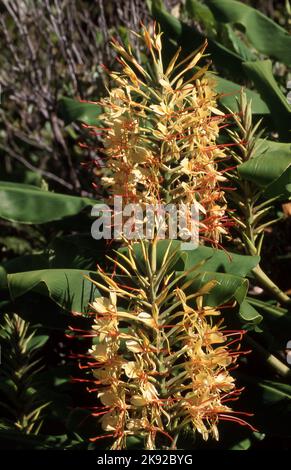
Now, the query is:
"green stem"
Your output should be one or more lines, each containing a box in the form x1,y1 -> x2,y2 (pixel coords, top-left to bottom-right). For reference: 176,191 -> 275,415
151,237 -> 157,274
243,183 -> 291,306
252,265 -> 291,306
246,336 -> 291,380
149,238 -> 167,399
170,433 -> 179,449
247,297 -> 288,316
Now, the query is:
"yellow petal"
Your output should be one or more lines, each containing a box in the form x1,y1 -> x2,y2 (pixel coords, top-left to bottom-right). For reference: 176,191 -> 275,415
131,395 -> 147,407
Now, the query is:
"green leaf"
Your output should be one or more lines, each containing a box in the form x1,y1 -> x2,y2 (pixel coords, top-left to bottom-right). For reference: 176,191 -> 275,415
239,300 -> 262,324
242,60 -> 291,140
118,240 -> 258,324
0,182 -> 95,224
207,0 -> 291,66
126,435 -> 144,449
238,374 -> 291,436
48,234 -> 104,270
214,75 -> 270,114
0,429 -> 78,449
38,365 -> 74,388
247,297 -> 291,340
0,236 -> 104,298
247,297 -> 288,319
185,0 -> 216,35
3,254 -> 49,274
256,138 -> 291,153
181,270 -> 249,308
229,437 -> 252,450
7,269 -> 99,312
264,166 -> 291,200
27,335 -> 50,353
0,378 -> 17,397
0,236 -> 32,256
119,240 -> 259,277
152,2 -> 244,74
2,235 -> 102,273
0,266 -> 8,290
237,141 -> 291,199
152,4 -> 270,114
182,244 -> 260,276
57,97 -> 101,126
258,380 -> 291,404
221,23 -> 255,61
180,250 -> 262,325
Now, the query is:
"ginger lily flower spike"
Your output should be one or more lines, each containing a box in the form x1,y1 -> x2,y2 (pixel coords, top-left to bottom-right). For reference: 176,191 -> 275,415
98,24 -> 229,242
73,239 -> 256,450
71,25 -> 257,450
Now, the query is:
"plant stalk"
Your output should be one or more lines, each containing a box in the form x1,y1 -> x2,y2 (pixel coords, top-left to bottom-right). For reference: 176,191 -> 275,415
252,265 -> 291,306
246,335 -> 291,380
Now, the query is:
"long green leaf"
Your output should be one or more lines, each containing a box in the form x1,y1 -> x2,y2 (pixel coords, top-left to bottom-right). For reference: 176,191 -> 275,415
0,182 -> 95,224
182,244 -> 260,276
239,300 -> 262,324
238,141 -> 291,199
180,271 -> 259,325
214,75 -> 270,114
152,2 -> 244,74
207,0 -> 291,66
58,97 -> 101,126
7,269 -> 99,312
185,0 -> 216,35
152,3 -> 270,114
243,60 -> 291,140
221,23 -> 256,62
186,1 -> 255,61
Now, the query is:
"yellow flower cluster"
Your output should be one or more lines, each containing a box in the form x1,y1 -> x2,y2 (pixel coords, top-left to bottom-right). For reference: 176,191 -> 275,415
78,26 -> 253,450
98,26 -> 228,241
85,241 -> 248,449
